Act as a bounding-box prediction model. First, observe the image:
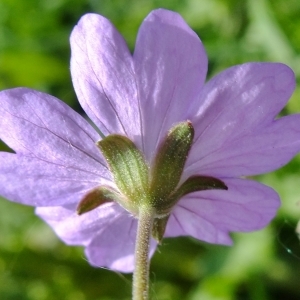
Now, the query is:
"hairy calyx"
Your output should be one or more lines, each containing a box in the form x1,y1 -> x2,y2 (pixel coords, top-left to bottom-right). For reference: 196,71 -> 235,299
77,121 -> 228,243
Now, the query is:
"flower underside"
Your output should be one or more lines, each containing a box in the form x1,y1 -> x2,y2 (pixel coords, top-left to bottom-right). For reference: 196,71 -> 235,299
77,121 -> 228,242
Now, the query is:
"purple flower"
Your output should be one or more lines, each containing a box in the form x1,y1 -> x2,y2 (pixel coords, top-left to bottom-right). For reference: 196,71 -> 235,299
0,9 -> 300,273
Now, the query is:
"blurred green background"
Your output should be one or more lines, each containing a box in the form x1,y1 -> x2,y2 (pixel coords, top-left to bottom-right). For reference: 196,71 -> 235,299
1,0 -> 300,299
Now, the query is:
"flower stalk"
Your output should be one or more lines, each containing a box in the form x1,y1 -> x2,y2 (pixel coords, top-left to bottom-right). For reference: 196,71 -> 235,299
133,206 -> 155,300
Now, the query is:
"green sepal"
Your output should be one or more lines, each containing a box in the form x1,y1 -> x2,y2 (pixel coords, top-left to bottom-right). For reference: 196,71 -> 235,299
93,123 -> 229,246
77,185 -> 139,216
97,135 -> 149,205
152,215 -> 170,243
150,122 -> 194,206
171,175 -> 228,202
155,175 -> 228,215
77,186 -> 116,215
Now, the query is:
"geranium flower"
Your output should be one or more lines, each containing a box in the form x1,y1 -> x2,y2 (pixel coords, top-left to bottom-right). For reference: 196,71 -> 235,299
0,9 -> 300,273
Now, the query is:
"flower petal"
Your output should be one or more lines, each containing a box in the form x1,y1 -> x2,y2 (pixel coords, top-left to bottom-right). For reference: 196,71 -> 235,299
86,210 -> 157,273
185,63 -> 300,177
134,9 -> 208,161
85,211 -> 137,272
0,153 -> 107,206
37,203 -> 156,273
192,114 -> 300,177
36,203 -> 123,246
70,13 -> 142,146
0,88 -> 109,175
165,178 -> 280,245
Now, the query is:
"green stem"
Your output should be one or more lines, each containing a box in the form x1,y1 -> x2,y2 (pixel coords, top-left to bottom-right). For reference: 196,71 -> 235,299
132,206 -> 155,300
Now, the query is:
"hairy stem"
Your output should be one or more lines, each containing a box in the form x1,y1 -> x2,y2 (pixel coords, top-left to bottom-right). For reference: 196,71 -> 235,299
132,206 -> 155,300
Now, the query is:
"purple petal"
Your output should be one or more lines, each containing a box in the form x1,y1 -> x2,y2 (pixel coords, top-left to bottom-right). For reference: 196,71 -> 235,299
165,178 -> 280,245
86,215 -> 157,273
0,88 -> 108,173
134,9 -> 208,161
185,63 -> 300,177
70,13 -> 142,147
0,88 -> 111,206
85,210 -> 137,272
36,203 -> 124,246
37,203 -> 156,272
189,114 -> 300,177
0,153 -> 110,206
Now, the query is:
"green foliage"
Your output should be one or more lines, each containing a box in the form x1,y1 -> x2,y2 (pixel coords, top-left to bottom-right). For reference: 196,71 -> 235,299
1,0 -> 300,299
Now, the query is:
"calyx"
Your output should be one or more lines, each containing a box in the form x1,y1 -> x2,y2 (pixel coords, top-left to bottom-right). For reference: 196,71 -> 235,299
77,121 -> 228,243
